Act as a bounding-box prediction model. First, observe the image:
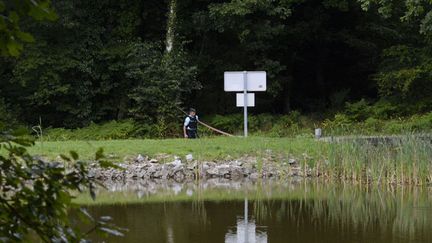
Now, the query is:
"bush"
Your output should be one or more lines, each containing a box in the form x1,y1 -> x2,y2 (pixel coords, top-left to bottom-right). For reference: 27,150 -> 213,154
44,110 -> 432,140
369,99 -> 400,119
45,119 -> 185,140
205,112 -> 311,137
206,114 -> 243,134
323,109 -> 432,135
0,98 -> 18,129
399,113 -> 432,132
0,130 -> 123,241
322,114 -> 353,130
344,99 -> 371,121
46,120 -> 137,140
363,117 -> 384,132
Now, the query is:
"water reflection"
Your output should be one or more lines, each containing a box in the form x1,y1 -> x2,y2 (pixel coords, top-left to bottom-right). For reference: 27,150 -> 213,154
225,199 -> 268,243
82,180 -> 432,243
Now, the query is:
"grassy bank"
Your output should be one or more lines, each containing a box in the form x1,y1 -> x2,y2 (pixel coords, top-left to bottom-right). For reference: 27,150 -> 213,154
29,136 -> 321,161
29,135 -> 432,185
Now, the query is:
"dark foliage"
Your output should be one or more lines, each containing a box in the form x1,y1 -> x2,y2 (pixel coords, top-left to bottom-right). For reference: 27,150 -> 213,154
0,130 -> 124,241
1,0 -> 432,129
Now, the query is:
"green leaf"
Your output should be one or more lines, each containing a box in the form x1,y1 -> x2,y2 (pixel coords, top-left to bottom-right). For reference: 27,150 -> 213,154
16,31 -> 35,43
60,154 -> 71,162
0,130 -> 124,241
70,151 -> 79,160
99,216 -> 112,222
95,148 -> 105,160
0,18 -> 6,29
98,160 -> 121,169
80,208 -> 94,221
11,127 -> 30,137
28,1 -> 57,21
6,41 -> 22,57
0,1 -> 5,12
89,183 -> 96,200
99,227 -> 124,237
9,11 -> 19,23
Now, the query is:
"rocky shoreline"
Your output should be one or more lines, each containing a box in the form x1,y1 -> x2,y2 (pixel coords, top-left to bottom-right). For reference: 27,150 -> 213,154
89,154 -> 312,183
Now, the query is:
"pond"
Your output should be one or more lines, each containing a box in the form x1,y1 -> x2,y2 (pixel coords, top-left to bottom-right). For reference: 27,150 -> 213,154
79,179 -> 432,243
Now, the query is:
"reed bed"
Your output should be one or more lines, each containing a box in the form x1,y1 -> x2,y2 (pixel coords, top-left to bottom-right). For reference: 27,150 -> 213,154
315,134 -> 432,185
253,183 -> 432,241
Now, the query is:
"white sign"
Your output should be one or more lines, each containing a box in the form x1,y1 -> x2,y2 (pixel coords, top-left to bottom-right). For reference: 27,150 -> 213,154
224,71 -> 267,137
224,71 -> 266,92
236,93 -> 255,107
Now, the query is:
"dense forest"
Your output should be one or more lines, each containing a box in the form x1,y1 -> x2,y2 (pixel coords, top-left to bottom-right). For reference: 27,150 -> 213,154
1,0 -> 432,135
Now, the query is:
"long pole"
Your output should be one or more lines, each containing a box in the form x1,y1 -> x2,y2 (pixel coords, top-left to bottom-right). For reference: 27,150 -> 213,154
243,71 -> 248,137
175,105 -> 234,137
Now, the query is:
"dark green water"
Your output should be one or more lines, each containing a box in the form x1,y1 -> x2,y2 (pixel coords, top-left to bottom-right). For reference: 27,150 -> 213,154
83,181 -> 432,243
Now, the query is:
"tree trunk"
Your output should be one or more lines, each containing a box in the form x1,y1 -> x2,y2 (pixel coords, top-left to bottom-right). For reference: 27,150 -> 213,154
283,56 -> 295,113
166,0 -> 176,53
117,95 -> 128,120
283,75 -> 293,113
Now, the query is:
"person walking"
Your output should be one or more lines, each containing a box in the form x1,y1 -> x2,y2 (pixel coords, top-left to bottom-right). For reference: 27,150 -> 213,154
183,108 -> 199,139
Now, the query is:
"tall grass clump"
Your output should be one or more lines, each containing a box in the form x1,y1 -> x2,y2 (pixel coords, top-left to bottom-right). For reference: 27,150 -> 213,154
321,134 -> 432,185
254,183 -> 432,240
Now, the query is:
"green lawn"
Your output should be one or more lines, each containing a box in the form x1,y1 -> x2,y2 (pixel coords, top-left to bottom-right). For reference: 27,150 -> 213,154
29,136 -> 324,161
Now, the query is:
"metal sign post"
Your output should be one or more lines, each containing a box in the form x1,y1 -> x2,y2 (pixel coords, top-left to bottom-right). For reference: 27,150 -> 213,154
224,71 -> 266,138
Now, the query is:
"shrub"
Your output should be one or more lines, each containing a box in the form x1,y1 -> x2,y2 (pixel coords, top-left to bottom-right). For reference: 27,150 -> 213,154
206,114 -> 243,134
363,117 -> 384,133
45,119 -> 186,140
323,114 -> 352,129
46,120 -> 137,140
204,112 -> 310,137
369,99 -> 399,119
0,98 -> 18,129
249,114 -> 274,132
43,110 -> 432,140
344,99 -> 371,121
0,130 -> 123,241
403,113 -> 432,132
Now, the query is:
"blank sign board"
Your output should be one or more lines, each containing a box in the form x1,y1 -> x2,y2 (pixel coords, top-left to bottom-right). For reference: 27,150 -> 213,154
224,71 -> 266,91
236,93 -> 255,107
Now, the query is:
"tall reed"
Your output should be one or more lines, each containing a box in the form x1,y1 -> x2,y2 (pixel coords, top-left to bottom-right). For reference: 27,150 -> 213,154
318,134 -> 432,185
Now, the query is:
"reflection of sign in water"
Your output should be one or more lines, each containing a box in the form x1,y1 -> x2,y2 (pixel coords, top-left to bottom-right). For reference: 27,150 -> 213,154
225,219 -> 268,243
225,199 -> 268,243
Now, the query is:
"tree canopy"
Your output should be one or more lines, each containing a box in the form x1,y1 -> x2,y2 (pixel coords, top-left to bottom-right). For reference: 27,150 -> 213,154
1,0 -> 432,130
0,0 -> 57,56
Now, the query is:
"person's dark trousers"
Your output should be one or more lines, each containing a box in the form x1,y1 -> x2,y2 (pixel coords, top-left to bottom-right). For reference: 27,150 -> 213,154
187,129 -> 198,139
